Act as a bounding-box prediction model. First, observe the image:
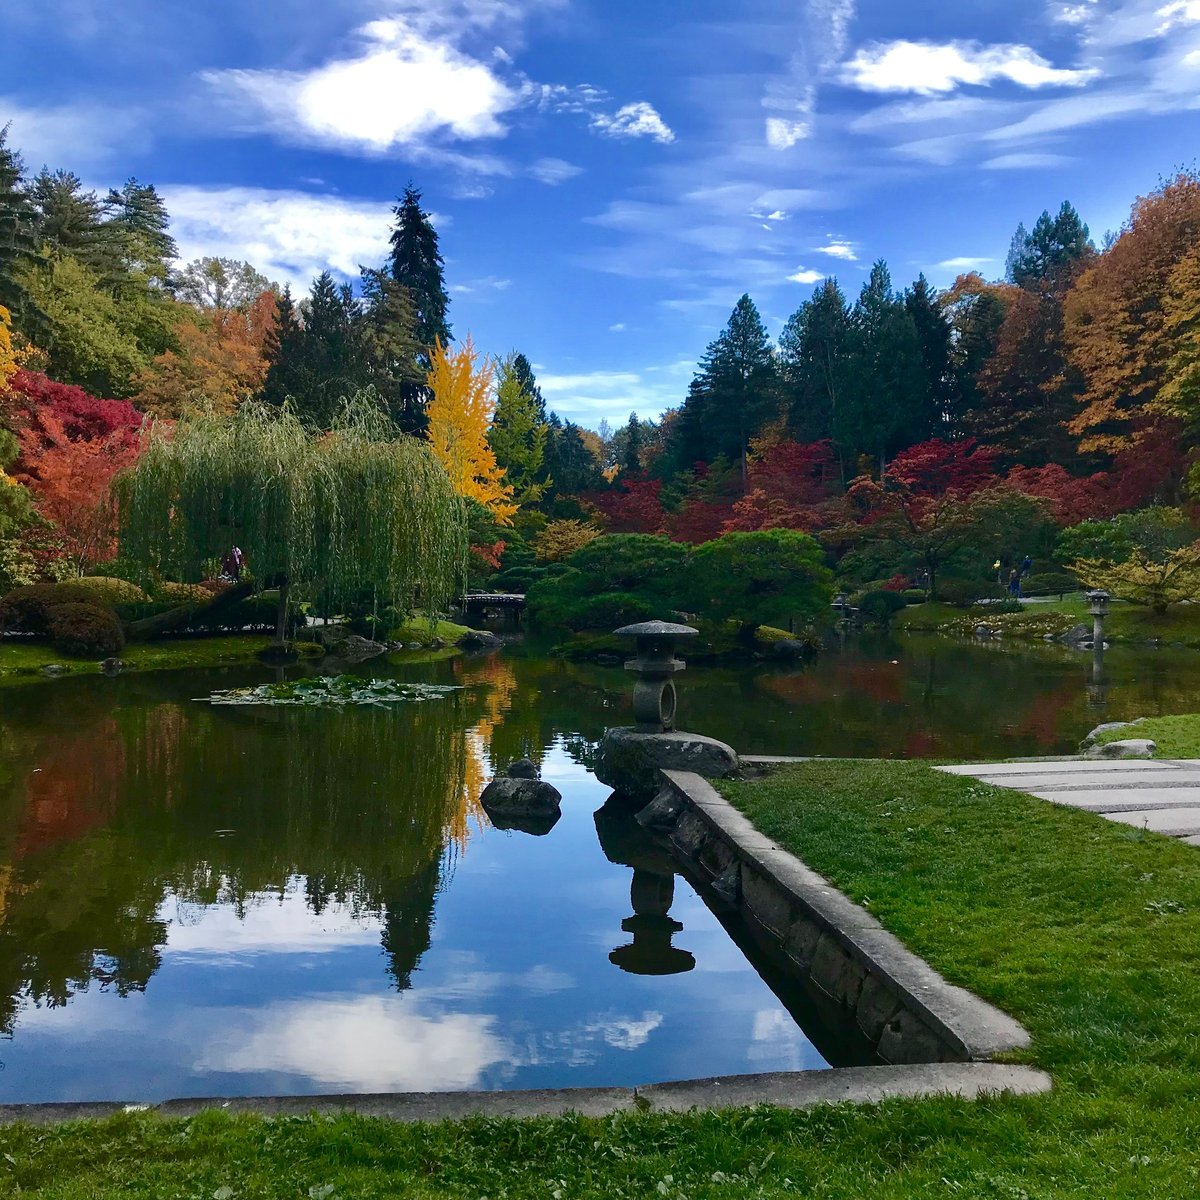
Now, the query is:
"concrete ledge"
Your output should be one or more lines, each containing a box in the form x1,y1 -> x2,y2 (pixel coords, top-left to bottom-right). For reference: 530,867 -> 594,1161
0,1065 -> 1051,1127
658,770 -> 1033,1065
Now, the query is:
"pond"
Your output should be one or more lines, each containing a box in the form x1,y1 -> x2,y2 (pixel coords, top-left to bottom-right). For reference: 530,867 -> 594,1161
0,631 -> 1196,1103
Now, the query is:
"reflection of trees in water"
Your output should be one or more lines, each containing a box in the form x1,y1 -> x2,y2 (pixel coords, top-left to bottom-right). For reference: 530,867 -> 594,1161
0,681 -> 489,1035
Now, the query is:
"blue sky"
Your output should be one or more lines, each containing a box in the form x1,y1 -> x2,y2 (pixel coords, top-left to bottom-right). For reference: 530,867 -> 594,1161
2,0 -> 1198,428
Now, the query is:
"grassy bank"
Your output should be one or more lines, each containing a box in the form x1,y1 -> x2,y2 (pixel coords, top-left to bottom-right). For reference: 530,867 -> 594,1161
0,635 -> 324,683
898,594 -> 1200,647
1092,712 -> 1200,757
3,760 -> 1198,1195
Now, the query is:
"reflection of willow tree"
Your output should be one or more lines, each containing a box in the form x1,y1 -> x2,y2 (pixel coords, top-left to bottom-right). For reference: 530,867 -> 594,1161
0,678 -> 488,1033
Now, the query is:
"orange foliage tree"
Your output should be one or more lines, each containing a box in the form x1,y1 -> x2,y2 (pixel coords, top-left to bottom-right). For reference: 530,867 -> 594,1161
425,336 -> 516,524
13,411 -> 139,574
133,291 -> 277,418
1066,172 -> 1200,455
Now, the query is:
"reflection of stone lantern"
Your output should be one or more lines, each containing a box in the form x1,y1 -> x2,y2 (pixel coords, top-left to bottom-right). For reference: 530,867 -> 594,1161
608,871 -> 696,976
1086,589 -> 1111,647
615,621 -> 698,733
834,592 -> 849,621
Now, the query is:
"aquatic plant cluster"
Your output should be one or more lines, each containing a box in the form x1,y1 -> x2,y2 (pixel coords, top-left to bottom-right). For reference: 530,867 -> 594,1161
200,675 -> 460,707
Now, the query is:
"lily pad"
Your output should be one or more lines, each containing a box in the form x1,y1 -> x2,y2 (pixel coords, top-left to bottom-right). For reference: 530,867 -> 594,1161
199,675 -> 461,707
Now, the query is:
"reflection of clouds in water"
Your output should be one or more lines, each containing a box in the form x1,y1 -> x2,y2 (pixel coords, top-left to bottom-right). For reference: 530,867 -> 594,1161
418,955 -> 575,1001
749,1008 -> 813,1072
197,995 -> 665,1092
162,883 -> 382,959
198,996 -> 508,1093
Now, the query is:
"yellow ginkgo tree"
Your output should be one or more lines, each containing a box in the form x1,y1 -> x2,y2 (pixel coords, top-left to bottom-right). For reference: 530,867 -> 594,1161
425,335 -> 516,525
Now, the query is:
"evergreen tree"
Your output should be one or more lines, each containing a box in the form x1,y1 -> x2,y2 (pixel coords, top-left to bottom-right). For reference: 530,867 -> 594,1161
489,353 -> 548,505
621,411 -> 643,474
28,168 -> 121,279
262,285 -> 306,408
1006,201 -> 1094,289
543,414 -> 603,498
941,272 -> 1008,438
905,275 -> 955,437
0,125 -> 40,330
387,184 -> 450,356
685,294 -> 778,485
293,271 -> 361,428
358,266 -> 425,433
778,279 -> 852,456
105,179 -> 176,286
507,352 -> 546,421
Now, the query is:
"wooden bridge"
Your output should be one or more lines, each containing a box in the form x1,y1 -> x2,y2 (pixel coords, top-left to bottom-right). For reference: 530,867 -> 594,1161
459,593 -> 526,619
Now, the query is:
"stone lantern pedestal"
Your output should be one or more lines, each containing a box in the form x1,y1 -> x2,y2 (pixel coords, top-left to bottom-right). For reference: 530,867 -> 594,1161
594,620 -> 739,803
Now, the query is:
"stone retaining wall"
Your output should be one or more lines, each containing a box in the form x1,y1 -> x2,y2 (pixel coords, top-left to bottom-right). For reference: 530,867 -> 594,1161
651,770 -> 1032,1066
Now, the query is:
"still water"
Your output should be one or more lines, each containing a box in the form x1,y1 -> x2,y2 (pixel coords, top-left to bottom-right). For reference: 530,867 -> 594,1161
0,632 -> 1195,1102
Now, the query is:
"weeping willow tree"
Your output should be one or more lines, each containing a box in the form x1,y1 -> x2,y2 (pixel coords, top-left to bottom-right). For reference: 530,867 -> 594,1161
116,392 -> 467,644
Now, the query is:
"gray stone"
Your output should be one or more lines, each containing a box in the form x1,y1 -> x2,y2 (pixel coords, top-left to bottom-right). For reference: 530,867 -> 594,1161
318,632 -> 387,663
635,786 -> 686,832
878,1009 -> 951,1065
614,620 -> 699,639
1060,622 -> 1092,646
480,776 -> 562,818
505,758 -> 540,780
856,973 -> 903,1044
782,916 -> 822,971
669,810 -> 709,857
594,727 -> 739,801
1082,719 -> 1139,747
771,638 -> 811,661
710,861 -> 741,905
742,867 -> 794,937
1087,738 -> 1156,759
810,933 -> 867,1010
41,663 -> 67,676
99,657 -> 124,675
974,625 -> 995,639
457,629 -> 502,651
406,642 -> 423,650
430,637 -> 445,649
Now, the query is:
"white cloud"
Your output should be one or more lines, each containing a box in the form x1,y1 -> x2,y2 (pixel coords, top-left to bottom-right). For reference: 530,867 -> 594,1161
609,322 -> 626,332
529,156 -> 583,184
161,185 -> 399,290
1053,1 -> 1099,24
841,40 -> 1097,95
814,240 -> 858,260
0,98 -> 150,167
982,151 -> 1075,169
936,256 -> 994,269
590,101 -> 675,143
788,267 -> 826,284
204,17 -> 520,154
765,117 -> 810,149
451,275 -> 512,295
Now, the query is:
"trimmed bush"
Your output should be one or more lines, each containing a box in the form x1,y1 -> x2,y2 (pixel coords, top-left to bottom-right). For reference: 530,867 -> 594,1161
901,589 -> 927,605
0,583 -> 98,633
46,602 -> 125,658
157,581 -> 215,605
72,576 -> 150,606
1023,571 -> 1079,598
937,578 -> 992,608
859,590 -> 908,627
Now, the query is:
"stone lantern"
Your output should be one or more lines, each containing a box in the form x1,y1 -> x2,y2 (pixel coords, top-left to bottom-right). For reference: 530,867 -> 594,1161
1086,588 -> 1110,647
614,620 -> 698,732
833,592 -> 850,622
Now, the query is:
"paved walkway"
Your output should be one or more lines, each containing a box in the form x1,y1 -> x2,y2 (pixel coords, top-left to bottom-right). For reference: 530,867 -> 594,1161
938,759 -> 1200,845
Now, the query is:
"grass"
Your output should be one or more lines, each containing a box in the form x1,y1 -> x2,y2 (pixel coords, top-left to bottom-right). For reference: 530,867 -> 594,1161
1092,712 -> 1200,758
3,760 -> 1199,1195
898,594 -> 1200,647
388,615 -> 473,644
0,635 -> 324,684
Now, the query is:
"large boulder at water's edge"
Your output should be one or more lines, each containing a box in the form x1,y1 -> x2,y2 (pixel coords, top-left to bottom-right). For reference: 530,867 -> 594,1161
458,630 -> 502,651
594,727 -> 739,803
480,776 -> 563,836
1086,738 -> 1156,759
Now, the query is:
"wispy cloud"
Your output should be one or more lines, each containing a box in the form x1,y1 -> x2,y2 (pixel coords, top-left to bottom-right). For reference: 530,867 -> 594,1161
982,151 -> 1075,169
788,267 -> 826,284
529,156 -> 583,185
936,255 -> 994,269
589,101 -> 675,144
450,275 -> 512,295
814,240 -> 858,260
841,40 -> 1097,95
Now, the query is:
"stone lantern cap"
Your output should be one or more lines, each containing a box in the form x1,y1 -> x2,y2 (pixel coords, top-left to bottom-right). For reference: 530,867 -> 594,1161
1086,589 -> 1111,614
614,621 -> 700,640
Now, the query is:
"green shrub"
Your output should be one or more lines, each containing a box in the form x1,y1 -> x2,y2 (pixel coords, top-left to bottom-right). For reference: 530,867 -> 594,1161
937,578 -> 990,607
990,598 -> 1026,614
157,581 -> 213,604
72,576 -> 150,605
859,590 -> 908,627
1022,571 -> 1078,598
46,601 -> 125,658
901,589 -> 927,605
189,595 -> 302,636
0,583 -> 99,633
87,557 -> 154,592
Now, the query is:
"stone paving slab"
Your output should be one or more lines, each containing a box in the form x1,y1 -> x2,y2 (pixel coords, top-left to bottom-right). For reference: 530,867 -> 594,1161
939,759 -> 1200,844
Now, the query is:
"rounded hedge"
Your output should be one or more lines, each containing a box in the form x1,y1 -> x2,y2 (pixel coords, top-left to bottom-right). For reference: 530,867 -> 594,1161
46,601 -> 125,658
73,576 -> 151,606
0,583 -> 100,633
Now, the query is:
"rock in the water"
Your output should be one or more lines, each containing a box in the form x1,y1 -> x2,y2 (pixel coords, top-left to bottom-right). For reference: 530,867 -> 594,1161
332,635 -> 387,662
457,630 -> 501,651
1060,623 -> 1092,646
1087,738 -> 1156,759
974,625 -> 995,639
595,727 -> 739,802
771,638 -> 811,661
635,786 -> 687,832
99,657 -> 124,675
1081,720 -> 1139,748
486,807 -> 561,836
504,758 -> 540,780
41,663 -> 67,676
480,776 -> 562,816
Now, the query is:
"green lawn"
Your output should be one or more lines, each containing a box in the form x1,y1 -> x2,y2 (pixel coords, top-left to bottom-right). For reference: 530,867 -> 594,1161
2,760 -> 1199,1196
0,635 -> 323,683
898,594 -> 1200,647
1092,712 -> 1200,758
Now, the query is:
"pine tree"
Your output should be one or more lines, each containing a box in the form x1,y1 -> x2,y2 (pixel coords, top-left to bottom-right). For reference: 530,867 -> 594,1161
1007,201 -> 1094,289
262,286 -> 306,408
0,124 -> 40,330
105,179 -> 176,286
621,411 -> 643,474
543,414 -> 603,498
507,352 -> 546,421
293,271 -> 361,428
387,184 -> 450,357
489,354 -> 548,505
28,168 -> 121,279
358,266 -> 425,434
905,275 -> 955,437
778,279 -> 852,456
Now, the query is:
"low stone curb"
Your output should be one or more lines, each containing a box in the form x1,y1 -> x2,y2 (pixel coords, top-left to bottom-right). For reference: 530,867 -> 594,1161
656,770 -> 1033,1065
0,1063 -> 1050,1126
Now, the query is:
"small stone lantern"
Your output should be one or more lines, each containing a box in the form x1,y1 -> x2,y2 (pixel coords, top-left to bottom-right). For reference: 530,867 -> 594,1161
1086,588 -> 1110,647
614,620 -> 698,732
833,591 -> 849,622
